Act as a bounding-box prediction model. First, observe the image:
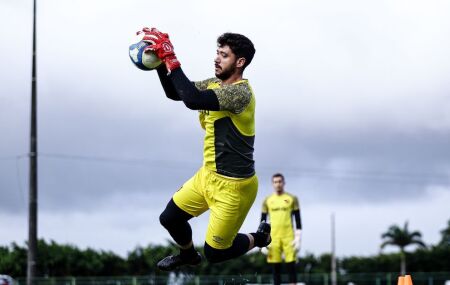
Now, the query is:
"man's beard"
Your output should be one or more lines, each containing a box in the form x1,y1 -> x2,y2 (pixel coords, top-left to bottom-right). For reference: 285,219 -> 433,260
215,64 -> 236,81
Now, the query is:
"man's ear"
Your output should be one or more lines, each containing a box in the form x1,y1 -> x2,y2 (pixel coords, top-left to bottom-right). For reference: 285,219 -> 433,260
236,57 -> 246,68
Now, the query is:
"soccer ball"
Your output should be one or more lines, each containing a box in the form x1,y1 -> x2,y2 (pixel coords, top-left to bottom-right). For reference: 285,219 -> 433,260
129,38 -> 162,71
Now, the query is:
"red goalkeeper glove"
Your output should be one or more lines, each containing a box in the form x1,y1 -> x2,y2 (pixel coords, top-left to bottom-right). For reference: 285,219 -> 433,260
137,27 -> 181,73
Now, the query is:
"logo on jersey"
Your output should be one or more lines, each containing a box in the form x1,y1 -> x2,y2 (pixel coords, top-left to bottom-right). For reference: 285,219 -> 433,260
271,206 -> 288,212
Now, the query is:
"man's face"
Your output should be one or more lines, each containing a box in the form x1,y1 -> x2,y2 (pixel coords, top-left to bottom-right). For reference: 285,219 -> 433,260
215,45 -> 238,80
272,176 -> 285,193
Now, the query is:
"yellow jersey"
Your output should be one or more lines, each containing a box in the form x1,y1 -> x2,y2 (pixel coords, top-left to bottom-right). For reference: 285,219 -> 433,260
262,192 -> 299,239
194,78 -> 256,178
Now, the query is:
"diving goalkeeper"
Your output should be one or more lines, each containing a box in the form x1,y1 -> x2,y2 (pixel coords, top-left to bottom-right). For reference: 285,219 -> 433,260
138,28 -> 271,271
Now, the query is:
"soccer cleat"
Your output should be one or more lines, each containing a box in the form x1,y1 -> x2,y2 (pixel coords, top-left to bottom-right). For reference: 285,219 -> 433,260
156,252 -> 202,271
257,222 -> 272,247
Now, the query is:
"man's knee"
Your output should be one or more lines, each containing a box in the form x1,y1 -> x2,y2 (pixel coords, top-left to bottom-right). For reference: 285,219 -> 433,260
159,209 -> 172,229
159,199 -> 192,229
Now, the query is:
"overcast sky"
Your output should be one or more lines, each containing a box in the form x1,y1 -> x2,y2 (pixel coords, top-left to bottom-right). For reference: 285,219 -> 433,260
1,0 -> 449,259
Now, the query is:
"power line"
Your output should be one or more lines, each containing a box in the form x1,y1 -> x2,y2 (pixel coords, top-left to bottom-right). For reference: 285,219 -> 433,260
3,152 -> 448,185
37,152 -> 450,185
39,152 -> 197,169
257,165 -> 450,184
0,154 -> 28,161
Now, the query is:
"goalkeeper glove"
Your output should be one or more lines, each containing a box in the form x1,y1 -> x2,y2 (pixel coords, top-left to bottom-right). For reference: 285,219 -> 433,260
260,247 -> 269,255
137,27 -> 181,73
292,229 -> 302,252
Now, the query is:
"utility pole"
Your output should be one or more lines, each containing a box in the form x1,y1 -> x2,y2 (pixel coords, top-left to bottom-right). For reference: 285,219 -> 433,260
27,0 -> 38,284
331,213 -> 337,285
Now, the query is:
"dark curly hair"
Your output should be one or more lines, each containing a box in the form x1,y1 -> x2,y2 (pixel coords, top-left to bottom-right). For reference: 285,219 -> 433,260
217,33 -> 255,70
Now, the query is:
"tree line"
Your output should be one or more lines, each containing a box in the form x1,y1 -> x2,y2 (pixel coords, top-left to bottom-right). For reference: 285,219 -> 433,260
0,220 -> 448,277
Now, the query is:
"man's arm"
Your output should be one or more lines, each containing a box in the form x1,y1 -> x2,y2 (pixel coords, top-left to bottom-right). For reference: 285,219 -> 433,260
156,65 -> 181,101
141,28 -> 248,112
168,68 -> 220,110
292,196 -> 302,229
260,199 -> 270,254
292,196 -> 302,252
293,209 -> 302,229
261,213 -> 268,222
140,27 -> 217,108
261,197 -> 269,223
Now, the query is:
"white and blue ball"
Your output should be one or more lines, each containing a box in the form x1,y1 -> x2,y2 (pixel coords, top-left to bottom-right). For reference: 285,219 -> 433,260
129,40 -> 162,71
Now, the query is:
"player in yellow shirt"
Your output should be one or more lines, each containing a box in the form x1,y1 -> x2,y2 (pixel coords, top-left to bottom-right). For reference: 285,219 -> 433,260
138,28 -> 271,271
261,173 -> 302,285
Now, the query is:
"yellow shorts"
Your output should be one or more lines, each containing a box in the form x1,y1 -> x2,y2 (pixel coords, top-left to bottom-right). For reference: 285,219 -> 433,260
267,236 -> 297,263
173,167 -> 258,249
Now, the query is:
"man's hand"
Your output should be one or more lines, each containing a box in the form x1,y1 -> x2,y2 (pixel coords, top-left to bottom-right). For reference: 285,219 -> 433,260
292,229 -> 302,252
260,247 -> 269,255
137,27 -> 181,73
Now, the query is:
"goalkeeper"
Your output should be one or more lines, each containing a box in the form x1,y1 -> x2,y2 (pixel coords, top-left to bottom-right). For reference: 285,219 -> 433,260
261,173 -> 302,285
138,28 -> 271,271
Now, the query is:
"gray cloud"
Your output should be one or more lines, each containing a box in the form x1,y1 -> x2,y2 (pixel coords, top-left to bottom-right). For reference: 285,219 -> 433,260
1,0 -> 450,255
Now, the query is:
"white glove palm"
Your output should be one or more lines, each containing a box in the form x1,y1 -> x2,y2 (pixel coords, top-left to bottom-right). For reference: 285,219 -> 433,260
292,229 -> 302,251
260,246 -> 269,255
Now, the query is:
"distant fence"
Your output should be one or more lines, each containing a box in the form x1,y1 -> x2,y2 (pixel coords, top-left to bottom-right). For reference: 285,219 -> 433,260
16,272 -> 450,285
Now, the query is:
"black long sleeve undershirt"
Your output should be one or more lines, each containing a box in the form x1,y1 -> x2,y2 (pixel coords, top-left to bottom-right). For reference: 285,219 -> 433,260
261,213 -> 267,222
260,210 -> 302,229
157,66 -> 220,110
293,209 -> 302,230
156,65 -> 181,101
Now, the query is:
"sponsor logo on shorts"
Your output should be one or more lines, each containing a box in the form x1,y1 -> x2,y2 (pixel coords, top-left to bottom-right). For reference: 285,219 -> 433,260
213,235 -> 224,244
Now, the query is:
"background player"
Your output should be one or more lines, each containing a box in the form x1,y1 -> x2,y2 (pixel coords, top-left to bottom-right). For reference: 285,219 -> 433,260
138,28 -> 271,271
261,173 -> 302,285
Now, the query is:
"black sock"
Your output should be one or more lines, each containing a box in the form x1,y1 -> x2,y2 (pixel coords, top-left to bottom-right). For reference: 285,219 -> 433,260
203,234 -> 250,263
286,261 -> 297,283
250,232 -> 267,247
272,263 -> 282,285
180,245 -> 197,261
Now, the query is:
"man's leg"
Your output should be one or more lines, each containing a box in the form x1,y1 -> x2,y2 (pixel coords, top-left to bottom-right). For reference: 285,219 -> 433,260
157,169 -> 209,271
158,199 -> 201,270
286,261 -> 297,285
272,263 -> 282,285
267,239 -> 283,285
159,199 -> 193,246
202,173 -> 269,263
282,237 -> 298,284
203,223 -> 271,263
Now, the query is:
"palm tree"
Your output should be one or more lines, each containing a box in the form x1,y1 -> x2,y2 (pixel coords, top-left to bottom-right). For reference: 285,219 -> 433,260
380,221 -> 426,275
439,219 -> 450,246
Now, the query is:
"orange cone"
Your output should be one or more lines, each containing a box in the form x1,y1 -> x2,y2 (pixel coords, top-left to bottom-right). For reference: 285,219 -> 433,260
404,275 -> 413,285
397,276 -> 405,285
